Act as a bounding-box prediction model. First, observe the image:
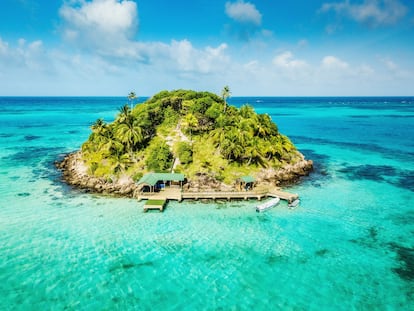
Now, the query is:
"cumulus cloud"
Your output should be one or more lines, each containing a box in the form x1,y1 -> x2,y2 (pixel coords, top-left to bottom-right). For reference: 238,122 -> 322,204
381,58 -> 398,71
58,0 -> 231,75
320,0 -> 408,27
0,37 -> 50,71
225,1 -> 262,25
0,38 -> 9,56
167,40 -> 229,74
273,51 -> 308,69
322,55 -> 349,69
59,0 -> 138,51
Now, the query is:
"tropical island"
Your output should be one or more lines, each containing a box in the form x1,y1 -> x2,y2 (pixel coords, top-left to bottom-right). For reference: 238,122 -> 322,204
57,89 -> 313,197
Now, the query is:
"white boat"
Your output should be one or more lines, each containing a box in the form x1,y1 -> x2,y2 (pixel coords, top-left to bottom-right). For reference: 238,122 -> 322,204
256,197 -> 280,212
288,199 -> 300,209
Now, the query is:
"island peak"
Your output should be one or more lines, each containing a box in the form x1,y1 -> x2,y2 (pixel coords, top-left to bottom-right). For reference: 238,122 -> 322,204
57,89 -> 313,196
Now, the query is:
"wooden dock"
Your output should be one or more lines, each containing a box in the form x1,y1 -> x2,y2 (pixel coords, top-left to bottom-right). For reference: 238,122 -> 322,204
137,187 -> 299,211
267,189 -> 299,203
144,199 -> 166,212
182,190 -> 267,201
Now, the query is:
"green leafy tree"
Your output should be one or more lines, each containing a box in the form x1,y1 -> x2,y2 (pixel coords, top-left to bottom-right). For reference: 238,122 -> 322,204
221,128 -> 243,162
81,89 -> 302,180
115,121 -> 143,153
91,118 -> 106,134
146,140 -> 173,172
182,113 -> 198,141
245,137 -> 266,166
117,104 -> 132,124
111,152 -> 132,174
177,142 -> 193,164
256,114 -> 278,137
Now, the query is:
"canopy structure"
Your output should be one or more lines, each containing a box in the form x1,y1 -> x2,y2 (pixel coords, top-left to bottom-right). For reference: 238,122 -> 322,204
237,175 -> 255,191
241,176 -> 255,183
137,173 -> 185,192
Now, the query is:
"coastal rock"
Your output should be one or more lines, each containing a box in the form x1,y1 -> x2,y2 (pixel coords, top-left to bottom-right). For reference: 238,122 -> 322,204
256,158 -> 313,186
56,151 -> 313,196
56,151 -> 139,197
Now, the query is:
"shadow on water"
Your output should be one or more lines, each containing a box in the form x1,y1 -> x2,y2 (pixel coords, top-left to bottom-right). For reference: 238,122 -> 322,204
4,146 -> 66,166
0,133 -> 14,138
109,261 -> 155,273
338,164 -> 414,192
349,227 -> 414,283
266,254 -> 289,264
388,243 -> 414,281
297,149 -> 331,188
349,226 -> 380,249
349,114 -> 414,119
315,249 -> 330,257
24,135 -> 42,141
291,135 -> 414,162
7,147 -> 84,199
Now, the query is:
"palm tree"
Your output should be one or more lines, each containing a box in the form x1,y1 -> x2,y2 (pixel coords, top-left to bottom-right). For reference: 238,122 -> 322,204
182,113 -> 198,141
117,104 -> 132,123
221,128 -> 243,162
128,91 -> 137,108
115,121 -> 143,153
110,152 -> 131,174
256,114 -> 278,137
210,126 -> 227,151
87,118 -> 115,152
239,104 -> 255,119
221,85 -> 231,112
245,137 -> 266,166
91,118 -> 106,134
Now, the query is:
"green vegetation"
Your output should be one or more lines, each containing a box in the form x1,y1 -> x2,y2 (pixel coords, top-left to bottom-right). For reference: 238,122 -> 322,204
81,89 -> 302,184
145,200 -> 166,206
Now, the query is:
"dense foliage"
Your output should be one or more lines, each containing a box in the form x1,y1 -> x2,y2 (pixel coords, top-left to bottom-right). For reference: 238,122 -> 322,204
81,89 -> 301,183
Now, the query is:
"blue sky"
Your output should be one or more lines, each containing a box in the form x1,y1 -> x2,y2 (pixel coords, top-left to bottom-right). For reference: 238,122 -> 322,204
0,0 -> 413,96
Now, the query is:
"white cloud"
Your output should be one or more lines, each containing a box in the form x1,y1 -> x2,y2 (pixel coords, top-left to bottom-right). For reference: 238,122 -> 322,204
0,38 -> 9,56
58,0 -> 231,76
381,58 -> 398,71
168,40 -> 229,74
322,55 -> 349,69
225,1 -> 262,25
2,1 -> 413,96
321,0 -> 408,27
357,64 -> 375,75
273,51 -> 308,69
1,36 -> 413,96
0,38 -> 49,72
59,0 -> 138,50
261,29 -> 273,37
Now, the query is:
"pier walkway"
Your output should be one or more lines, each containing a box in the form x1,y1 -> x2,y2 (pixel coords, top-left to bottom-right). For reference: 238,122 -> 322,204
137,187 -> 298,212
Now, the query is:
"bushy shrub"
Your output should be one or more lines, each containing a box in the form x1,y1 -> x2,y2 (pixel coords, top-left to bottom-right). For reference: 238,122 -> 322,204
146,139 -> 173,172
177,142 -> 193,164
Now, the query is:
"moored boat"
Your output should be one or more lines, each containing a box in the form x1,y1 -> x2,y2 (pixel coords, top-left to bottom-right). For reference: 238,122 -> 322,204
256,197 -> 280,212
288,199 -> 300,209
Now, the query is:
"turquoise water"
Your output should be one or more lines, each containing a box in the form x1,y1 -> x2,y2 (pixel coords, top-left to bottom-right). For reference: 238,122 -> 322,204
0,97 -> 413,310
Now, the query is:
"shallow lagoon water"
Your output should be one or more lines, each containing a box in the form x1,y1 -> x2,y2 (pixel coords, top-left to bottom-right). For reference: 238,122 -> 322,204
0,97 -> 413,310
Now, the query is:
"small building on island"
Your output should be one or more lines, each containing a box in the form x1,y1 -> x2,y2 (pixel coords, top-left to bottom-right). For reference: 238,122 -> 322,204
137,173 -> 185,193
236,176 -> 256,191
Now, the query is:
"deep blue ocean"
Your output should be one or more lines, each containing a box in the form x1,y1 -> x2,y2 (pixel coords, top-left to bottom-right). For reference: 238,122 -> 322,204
0,96 -> 413,310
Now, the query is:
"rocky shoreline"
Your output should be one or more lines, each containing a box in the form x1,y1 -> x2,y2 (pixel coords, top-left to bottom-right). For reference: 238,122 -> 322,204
56,151 -> 313,197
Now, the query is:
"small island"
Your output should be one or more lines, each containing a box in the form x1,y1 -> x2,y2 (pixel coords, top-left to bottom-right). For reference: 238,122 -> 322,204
57,89 -> 313,200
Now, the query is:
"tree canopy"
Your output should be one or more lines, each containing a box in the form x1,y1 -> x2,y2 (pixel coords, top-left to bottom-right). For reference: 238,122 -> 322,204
81,89 -> 302,183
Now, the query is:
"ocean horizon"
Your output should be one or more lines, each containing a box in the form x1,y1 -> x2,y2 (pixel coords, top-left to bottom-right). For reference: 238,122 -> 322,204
1,96 -> 413,310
